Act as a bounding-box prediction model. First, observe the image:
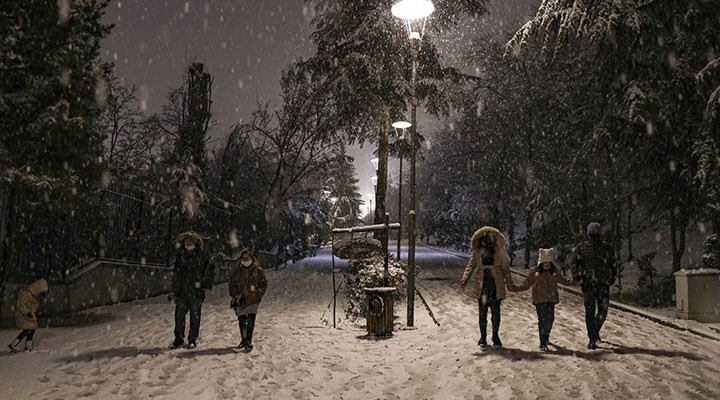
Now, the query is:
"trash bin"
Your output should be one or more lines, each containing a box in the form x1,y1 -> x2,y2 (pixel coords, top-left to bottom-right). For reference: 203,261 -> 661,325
674,268 -> 720,322
363,287 -> 396,337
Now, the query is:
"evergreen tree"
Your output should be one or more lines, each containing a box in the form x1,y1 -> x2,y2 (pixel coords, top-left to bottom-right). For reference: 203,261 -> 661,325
324,148 -> 363,228
303,0 -> 488,225
168,63 -> 213,224
0,0 -> 113,200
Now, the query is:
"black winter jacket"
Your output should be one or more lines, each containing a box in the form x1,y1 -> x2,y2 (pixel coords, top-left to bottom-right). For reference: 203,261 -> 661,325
571,238 -> 617,286
173,249 -> 214,300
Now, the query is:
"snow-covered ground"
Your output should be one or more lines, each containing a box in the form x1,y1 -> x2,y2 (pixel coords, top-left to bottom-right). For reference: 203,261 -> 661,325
1,246 -> 719,399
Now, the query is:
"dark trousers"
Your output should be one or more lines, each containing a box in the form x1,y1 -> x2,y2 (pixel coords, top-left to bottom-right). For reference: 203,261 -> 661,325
174,297 -> 203,344
16,329 -> 35,341
582,283 -> 610,340
238,314 -> 257,344
535,303 -> 555,345
478,298 -> 501,340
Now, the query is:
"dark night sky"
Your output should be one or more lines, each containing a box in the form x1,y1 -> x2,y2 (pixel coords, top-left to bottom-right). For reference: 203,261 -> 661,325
102,0 -> 541,213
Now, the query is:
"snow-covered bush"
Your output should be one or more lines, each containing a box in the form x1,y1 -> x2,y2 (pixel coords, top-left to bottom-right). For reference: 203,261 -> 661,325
342,256 -> 410,321
633,251 -> 673,307
703,234 -> 719,269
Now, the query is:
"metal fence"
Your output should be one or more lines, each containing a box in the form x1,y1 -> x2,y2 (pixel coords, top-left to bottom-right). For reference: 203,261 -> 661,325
0,182 -> 236,284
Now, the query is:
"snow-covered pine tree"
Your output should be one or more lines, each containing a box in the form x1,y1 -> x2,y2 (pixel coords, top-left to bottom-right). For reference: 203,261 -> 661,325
324,148 -> 363,228
0,0 -> 112,201
302,0 -> 489,227
168,63 -> 212,226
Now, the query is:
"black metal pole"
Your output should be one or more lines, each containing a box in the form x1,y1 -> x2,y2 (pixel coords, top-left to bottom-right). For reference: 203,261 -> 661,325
331,231 -> 336,328
407,38 -> 419,327
397,154 -> 402,260
384,213 -> 390,287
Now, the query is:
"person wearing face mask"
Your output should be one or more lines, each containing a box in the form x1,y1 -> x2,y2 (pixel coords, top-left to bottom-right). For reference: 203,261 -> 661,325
229,248 -> 268,352
170,231 -> 214,349
460,226 -> 516,348
571,222 -> 617,350
511,249 -> 580,351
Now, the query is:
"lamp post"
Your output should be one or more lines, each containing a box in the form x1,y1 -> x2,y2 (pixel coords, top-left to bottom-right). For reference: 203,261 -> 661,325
392,0 -> 434,328
367,193 -> 375,218
392,121 -> 411,260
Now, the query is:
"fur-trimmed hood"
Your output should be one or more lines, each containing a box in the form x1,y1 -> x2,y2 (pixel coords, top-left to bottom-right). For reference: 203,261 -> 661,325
27,278 -> 48,297
470,226 -> 508,253
176,231 -> 205,248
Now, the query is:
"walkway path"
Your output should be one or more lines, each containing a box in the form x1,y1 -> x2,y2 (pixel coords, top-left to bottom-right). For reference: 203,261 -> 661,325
0,246 -> 718,399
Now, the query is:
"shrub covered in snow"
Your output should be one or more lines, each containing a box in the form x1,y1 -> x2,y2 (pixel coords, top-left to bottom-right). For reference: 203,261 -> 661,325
342,256 -> 410,320
702,234 -> 719,269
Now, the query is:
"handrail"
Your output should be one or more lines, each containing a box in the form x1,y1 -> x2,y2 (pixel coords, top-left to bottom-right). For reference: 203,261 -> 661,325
66,258 -> 170,282
332,223 -> 401,234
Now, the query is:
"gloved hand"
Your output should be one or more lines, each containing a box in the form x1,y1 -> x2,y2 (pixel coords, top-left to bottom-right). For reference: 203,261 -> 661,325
167,293 -> 175,303
230,297 -> 238,308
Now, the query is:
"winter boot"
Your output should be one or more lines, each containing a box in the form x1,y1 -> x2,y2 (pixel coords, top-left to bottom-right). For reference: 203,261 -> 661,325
24,340 -> 33,352
491,326 -> 503,347
8,339 -> 21,353
491,335 -> 503,348
237,316 -> 248,349
491,316 -> 502,348
587,339 -> 598,350
245,314 -> 256,352
170,338 -> 185,349
478,324 -> 487,348
187,342 -> 197,349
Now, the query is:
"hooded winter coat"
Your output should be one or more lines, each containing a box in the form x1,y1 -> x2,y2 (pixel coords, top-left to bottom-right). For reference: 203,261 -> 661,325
229,259 -> 268,307
173,232 -> 214,300
461,227 -> 514,300
16,278 -> 48,330
514,266 -> 577,304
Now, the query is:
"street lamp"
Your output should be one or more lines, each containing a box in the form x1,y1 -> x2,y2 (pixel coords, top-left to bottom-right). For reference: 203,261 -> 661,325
392,0 -> 434,328
367,193 -> 375,218
392,120 -> 412,260
370,157 -> 379,222
391,0 -> 434,39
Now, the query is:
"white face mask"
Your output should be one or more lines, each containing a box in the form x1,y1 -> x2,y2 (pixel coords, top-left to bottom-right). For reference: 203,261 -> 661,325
241,260 -> 252,267
185,245 -> 195,251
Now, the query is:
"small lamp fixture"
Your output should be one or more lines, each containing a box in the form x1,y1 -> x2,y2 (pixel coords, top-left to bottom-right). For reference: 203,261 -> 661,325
392,120 -> 412,140
371,157 -> 379,171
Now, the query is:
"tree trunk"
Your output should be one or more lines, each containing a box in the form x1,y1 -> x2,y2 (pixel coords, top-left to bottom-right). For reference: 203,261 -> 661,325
0,187 -> 12,319
374,108 -> 389,224
626,198 -> 634,261
669,207 -> 686,273
524,207 -> 532,268
374,107 -> 389,245
508,213 -> 516,265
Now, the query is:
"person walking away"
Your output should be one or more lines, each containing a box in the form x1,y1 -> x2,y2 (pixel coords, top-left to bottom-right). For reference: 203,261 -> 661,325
571,222 -> 617,349
511,248 -> 580,351
8,278 -> 48,353
170,231 -> 214,349
229,249 -> 268,352
461,226 -> 516,348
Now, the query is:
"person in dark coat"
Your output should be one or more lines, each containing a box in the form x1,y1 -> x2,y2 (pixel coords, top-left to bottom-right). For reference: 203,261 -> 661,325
461,226 -> 516,348
170,231 -> 214,349
511,249 -> 580,351
229,248 -> 268,352
571,222 -> 617,349
8,278 -> 48,353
